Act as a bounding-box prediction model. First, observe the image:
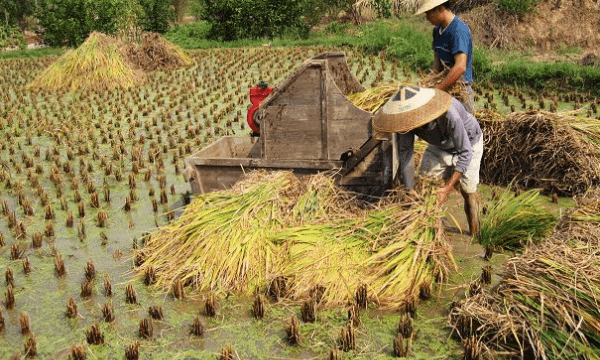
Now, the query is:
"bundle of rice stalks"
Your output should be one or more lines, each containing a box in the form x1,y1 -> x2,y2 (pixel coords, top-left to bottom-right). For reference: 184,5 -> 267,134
555,188 -> 600,247
480,110 -> 600,196
449,239 -> 600,359
141,172 -> 454,309
476,188 -> 556,252
124,32 -> 193,72
28,32 -> 143,92
138,172 -> 307,294
416,68 -> 471,106
270,184 -> 455,309
347,68 -> 470,113
347,83 -> 398,112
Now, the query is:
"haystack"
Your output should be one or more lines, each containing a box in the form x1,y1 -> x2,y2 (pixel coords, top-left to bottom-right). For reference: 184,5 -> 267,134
480,110 -> 600,196
28,32 -> 143,92
28,31 -> 192,92
124,32 -> 193,72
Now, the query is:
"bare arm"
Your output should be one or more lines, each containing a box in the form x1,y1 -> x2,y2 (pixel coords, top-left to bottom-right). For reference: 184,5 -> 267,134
436,170 -> 461,204
432,52 -> 441,72
436,52 -> 467,91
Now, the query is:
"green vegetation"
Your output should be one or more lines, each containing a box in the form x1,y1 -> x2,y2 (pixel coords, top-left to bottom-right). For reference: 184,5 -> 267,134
198,0 -> 309,41
0,24 -> 26,49
137,0 -> 173,34
0,47 -> 65,59
34,0 -> 173,46
476,188 -> 557,252
495,0 -> 539,17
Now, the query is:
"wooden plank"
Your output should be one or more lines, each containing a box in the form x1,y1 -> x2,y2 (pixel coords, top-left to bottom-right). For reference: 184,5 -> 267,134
263,105 -> 323,160
271,67 -> 322,106
320,67 -> 328,160
325,76 -> 372,159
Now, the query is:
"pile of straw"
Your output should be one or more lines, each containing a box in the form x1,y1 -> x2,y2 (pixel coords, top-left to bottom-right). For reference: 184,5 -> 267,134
29,32 -> 192,92
138,172 -> 455,309
270,187 -> 454,308
480,110 -> 600,196
28,32 -> 143,92
451,191 -> 600,359
554,187 -> 600,247
124,32 -> 193,72
347,83 -> 398,112
449,238 -> 600,359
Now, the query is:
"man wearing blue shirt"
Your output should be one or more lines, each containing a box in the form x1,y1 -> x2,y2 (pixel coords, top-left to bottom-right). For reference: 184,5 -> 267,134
416,0 -> 475,113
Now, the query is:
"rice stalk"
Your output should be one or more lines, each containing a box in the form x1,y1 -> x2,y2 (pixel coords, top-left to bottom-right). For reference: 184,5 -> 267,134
476,187 -> 557,251
449,238 -> 600,360
139,172 -> 303,294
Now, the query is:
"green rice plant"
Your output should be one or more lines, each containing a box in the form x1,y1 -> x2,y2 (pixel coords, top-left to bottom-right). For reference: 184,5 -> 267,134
476,188 -> 557,251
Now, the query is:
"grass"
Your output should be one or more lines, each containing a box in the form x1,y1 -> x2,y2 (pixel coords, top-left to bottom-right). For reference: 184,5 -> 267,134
164,18 -> 600,96
0,47 -> 65,59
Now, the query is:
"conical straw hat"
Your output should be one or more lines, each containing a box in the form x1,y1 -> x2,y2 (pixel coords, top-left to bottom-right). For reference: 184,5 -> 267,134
372,86 -> 452,133
414,0 -> 449,15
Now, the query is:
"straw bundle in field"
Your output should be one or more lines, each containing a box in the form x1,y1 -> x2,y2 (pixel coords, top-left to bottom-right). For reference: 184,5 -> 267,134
480,110 -> 600,196
29,32 -> 192,92
137,171 -> 305,294
124,32 -> 193,72
270,187 -> 454,308
139,171 -> 455,309
347,83 -> 398,112
554,188 -> 600,247
449,238 -> 600,359
28,32 -> 143,92
476,188 -> 556,251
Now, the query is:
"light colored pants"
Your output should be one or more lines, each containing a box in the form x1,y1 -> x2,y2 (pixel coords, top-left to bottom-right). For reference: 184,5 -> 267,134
419,137 -> 483,194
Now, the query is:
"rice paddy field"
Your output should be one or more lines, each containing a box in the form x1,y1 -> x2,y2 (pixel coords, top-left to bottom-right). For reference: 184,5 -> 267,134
0,44 -> 597,359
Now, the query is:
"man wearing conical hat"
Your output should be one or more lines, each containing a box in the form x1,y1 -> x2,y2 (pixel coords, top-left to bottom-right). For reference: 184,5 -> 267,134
373,86 -> 483,236
416,0 -> 475,113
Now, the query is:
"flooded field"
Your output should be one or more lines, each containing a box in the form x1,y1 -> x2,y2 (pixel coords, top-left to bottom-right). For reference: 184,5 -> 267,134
0,47 -> 578,359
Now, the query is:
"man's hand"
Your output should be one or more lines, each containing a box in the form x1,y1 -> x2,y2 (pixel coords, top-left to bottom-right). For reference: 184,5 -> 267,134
436,186 -> 452,204
437,170 -> 462,204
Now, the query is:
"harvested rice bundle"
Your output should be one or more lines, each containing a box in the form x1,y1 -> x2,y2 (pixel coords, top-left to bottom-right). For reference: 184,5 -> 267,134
28,32 -> 143,92
139,172 -> 360,294
449,239 -> 600,359
416,68 -> 471,106
124,32 -> 193,72
138,172 -> 299,293
270,185 -> 455,309
554,188 -> 600,247
367,186 -> 455,309
346,84 -> 398,112
480,110 -> 600,196
476,188 -> 556,252
347,69 -> 470,113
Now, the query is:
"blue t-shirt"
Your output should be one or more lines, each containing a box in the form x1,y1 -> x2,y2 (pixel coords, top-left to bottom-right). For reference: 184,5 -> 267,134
432,16 -> 473,83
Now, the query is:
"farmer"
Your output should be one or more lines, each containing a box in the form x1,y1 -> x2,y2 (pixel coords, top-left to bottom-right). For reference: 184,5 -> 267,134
374,86 -> 482,236
415,0 -> 475,113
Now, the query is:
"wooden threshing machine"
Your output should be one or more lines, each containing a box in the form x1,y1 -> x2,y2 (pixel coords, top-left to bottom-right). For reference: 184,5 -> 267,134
185,52 -> 399,196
